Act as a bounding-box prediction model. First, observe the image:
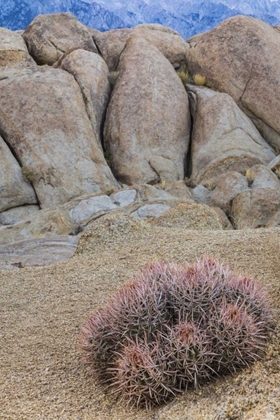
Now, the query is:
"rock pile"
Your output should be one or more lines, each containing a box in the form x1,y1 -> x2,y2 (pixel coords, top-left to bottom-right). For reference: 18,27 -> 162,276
0,12 -> 279,260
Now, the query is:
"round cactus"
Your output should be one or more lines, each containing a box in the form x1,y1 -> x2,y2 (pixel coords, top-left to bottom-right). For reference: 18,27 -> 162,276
80,257 -> 274,409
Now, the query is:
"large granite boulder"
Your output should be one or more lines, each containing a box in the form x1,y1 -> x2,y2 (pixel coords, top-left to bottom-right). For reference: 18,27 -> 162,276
0,135 -> 37,212
0,27 -> 35,69
92,23 -> 189,71
104,36 -> 190,185
231,165 -> 280,229
0,66 -> 119,208
57,49 -> 110,146
187,85 -> 275,186
22,12 -> 98,65
186,16 -> 280,152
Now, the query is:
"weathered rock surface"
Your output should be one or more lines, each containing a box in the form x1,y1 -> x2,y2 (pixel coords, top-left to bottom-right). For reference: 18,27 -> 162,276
266,209 -> 280,227
151,202 -> 225,230
231,188 -> 280,229
187,85 -> 275,186
0,205 -> 39,225
268,155 -> 280,178
0,66 -> 118,208
0,135 -> 37,212
22,13 -> 98,65
211,207 -> 233,230
0,27 -> 35,68
70,195 -> 117,224
131,203 -> 171,219
58,49 -> 110,145
104,36 -> 190,185
92,23 -> 189,71
186,15 -> 280,152
0,207 -> 74,246
191,185 -> 211,205
210,172 -> 250,215
0,236 -> 78,267
0,16 -> 279,243
111,189 -> 137,207
246,164 -> 280,190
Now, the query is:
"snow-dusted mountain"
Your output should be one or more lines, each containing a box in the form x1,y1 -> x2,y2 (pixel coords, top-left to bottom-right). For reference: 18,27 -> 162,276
0,0 -> 280,39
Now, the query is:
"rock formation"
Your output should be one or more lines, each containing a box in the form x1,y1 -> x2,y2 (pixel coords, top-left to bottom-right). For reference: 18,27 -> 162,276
186,15 -> 280,153
0,13 -> 279,256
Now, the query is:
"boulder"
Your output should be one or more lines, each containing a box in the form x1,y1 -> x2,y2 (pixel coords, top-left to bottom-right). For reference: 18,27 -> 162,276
231,189 -> 280,229
0,27 -> 35,68
210,172 -> 250,215
0,66 -> 119,208
268,155 -> 280,178
191,185 -> 211,205
246,164 -> 280,190
151,202 -> 224,230
104,36 -> 190,185
187,85 -> 275,186
0,236 -> 78,267
0,205 -> 39,225
92,23 -> 189,71
0,135 -> 37,212
111,189 -> 137,207
131,204 -> 171,219
69,195 -> 117,224
0,207 -> 74,246
186,16 -> 280,152
22,12 -> 98,65
266,210 -> 280,228
211,207 -> 233,230
58,49 -> 110,146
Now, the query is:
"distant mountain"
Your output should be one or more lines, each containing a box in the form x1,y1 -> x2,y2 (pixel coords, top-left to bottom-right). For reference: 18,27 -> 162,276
0,0 -> 280,39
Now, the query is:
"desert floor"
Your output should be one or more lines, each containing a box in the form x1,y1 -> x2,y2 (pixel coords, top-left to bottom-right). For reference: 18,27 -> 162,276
1,222 -> 279,420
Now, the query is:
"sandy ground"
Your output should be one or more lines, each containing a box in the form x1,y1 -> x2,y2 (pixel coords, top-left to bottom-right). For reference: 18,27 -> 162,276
1,219 -> 280,420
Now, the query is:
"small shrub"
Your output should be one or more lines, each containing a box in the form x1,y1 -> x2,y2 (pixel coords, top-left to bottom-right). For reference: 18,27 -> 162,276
80,257 -> 274,409
22,166 -> 36,183
177,70 -> 192,86
193,74 -> 207,86
246,168 -> 255,185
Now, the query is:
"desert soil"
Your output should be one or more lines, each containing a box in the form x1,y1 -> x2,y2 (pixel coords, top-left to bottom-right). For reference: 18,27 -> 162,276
1,217 -> 280,420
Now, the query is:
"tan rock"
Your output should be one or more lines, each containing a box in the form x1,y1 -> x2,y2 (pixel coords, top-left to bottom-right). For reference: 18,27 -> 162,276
58,49 -> 110,146
186,15 -> 280,152
266,210 -> 280,227
104,36 -> 190,185
92,23 -> 189,71
0,207 -> 75,246
231,189 -> 280,229
268,155 -> 280,178
211,207 -> 233,230
0,205 -> 39,225
151,202 -> 224,230
0,236 -> 78,267
22,12 -> 98,65
187,85 -> 275,186
0,66 -> 119,208
246,164 -> 280,190
0,27 -> 35,68
0,135 -> 37,212
210,172 -> 250,215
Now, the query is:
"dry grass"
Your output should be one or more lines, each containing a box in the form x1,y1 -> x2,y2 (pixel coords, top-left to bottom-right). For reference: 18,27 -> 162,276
193,74 -> 207,86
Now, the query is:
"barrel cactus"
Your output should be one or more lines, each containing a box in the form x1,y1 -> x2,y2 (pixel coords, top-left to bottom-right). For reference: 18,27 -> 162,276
80,257 -> 274,409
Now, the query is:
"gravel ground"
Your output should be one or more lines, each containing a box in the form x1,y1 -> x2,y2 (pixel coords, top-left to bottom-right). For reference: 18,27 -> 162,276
1,217 -> 279,420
